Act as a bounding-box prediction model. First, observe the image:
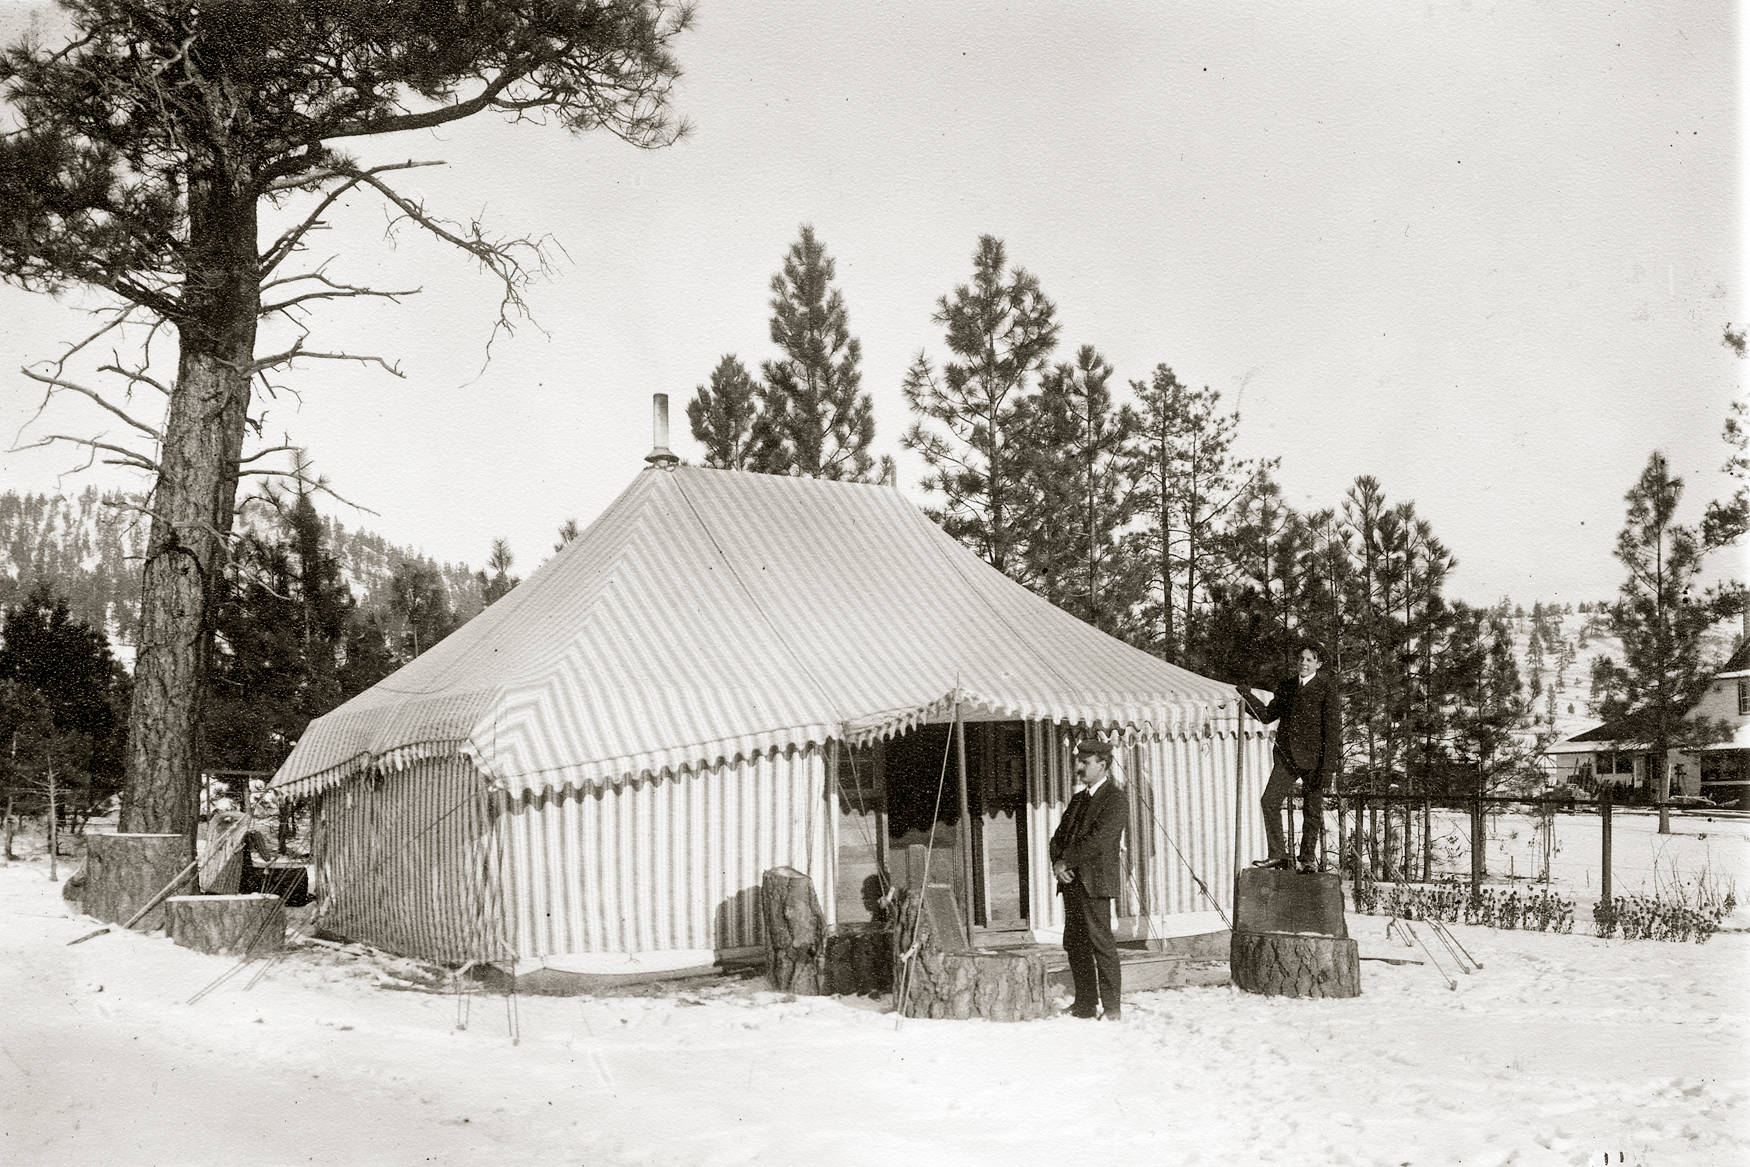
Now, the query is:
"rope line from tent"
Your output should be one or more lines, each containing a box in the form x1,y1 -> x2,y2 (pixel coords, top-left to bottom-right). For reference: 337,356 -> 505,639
838,736 -> 892,908
893,711 -> 958,1029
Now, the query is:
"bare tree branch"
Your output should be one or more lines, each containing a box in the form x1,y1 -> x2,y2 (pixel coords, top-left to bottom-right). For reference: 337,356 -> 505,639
20,368 -> 165,439
261,269 -> 422,316
347,164 -> 550,348
258,159 -> 443,274
15,434 -> 159,475
96,362 -> 173,397
249,342 -> 404,378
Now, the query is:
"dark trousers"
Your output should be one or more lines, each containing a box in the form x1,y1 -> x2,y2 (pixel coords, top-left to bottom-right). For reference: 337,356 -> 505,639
1262,758 -> 1325,865
1062,882 -> 1121,1015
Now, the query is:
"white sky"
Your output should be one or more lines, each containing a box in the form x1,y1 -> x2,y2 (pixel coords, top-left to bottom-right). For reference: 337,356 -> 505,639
0,1 -> 1742,605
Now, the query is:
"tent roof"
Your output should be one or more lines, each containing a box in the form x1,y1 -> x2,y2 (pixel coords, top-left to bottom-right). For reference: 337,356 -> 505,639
272,464 -> 1238,797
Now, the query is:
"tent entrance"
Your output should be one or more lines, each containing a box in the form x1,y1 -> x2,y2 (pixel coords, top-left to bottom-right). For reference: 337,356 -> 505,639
872,720 -> 1029,931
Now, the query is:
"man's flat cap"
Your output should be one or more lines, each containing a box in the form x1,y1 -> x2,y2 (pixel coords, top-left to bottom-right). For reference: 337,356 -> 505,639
1074,737 -> 1114,759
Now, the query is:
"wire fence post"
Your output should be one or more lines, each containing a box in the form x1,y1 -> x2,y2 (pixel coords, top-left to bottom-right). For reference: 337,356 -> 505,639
1469,790 -> 1484,896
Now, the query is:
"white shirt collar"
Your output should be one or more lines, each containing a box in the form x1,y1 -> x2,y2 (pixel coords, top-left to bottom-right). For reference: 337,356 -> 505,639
1081,776 -> 1109,797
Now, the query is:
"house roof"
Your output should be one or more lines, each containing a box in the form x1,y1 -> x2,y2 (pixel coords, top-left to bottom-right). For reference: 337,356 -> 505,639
1563,712 -> 1658,746
1715,638 -> 1750,679
271,464 -> 1238,798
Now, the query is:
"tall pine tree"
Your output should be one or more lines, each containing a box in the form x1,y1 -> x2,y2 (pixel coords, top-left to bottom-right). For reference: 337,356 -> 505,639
1011,345 -> 1143,635
903,235 -> 1060,577
1127,366 -> 1256,664
755,226 -> 879,480
1595,452 -> 1738,833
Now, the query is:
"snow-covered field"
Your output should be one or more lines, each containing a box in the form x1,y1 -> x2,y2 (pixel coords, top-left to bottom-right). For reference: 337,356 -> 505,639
3,818 -> 1748,1167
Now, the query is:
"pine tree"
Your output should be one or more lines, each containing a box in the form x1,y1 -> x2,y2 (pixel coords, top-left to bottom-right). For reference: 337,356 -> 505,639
1196,472 -> 1310,683
1127,366 -> 1257,664
755,226 -> 879,480
686,355 -> 761,470
0,583 -> 129,828
903,235 -> 1060,576
1011,346 -> 1143,634
479,538 -> 518,606
1596,451 -> 1739,832
385,559 -> 457,662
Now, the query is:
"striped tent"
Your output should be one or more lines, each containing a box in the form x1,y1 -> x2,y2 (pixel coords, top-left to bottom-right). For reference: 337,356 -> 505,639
271,464 -> 1269,968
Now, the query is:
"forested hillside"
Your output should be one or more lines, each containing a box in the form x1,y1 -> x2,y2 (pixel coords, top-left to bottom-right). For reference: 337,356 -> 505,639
0,489 -> 491,659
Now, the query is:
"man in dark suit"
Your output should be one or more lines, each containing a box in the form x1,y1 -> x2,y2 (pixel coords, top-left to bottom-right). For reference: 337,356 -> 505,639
1050,737 -> 1128,1020
1239,640 -> 1342,873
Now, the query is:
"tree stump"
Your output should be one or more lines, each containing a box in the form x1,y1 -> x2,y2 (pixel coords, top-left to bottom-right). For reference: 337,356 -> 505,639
824,923 -> 894,996
891,890 -> 1047,1021
760,866 -> 825,994
84,833 -> 190,929
165,894 -> 286,956
896,947 -> 1050,1020
1229,930 -> 1360,999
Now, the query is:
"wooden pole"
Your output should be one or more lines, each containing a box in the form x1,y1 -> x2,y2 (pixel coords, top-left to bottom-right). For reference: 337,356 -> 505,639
46,756 -> 58,882
1469,789 -> 1484,895
953,696 -> 975,941
1233,700 -> 1247,891
1421,796 -> 1432,883
825,738 -> 840,930
1600,786 -> 1613,911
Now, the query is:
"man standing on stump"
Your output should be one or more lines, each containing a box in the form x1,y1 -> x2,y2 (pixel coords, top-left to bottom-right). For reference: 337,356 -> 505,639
1050,737 -> 1127,1020
1239,640 -> 1341,874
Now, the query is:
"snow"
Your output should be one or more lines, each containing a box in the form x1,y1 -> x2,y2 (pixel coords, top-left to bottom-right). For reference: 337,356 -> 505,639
3,816 -> 1748,1167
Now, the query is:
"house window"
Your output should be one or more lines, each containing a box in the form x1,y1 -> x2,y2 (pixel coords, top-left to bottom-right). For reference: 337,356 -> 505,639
1738,679 -> 1748,716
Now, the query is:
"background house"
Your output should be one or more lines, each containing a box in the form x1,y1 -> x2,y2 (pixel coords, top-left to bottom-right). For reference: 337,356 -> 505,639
1545,635 -> 1750,809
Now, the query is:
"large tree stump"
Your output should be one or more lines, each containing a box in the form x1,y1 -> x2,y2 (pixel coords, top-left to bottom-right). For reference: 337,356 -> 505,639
165,894 -> 286,956
892,888 -> 1047,1021
897,947 -> 1050,1020
760,866 -> 825,993
1230,930 -> 1360,998
84,833 -> 190,929
824,922 -> 894,996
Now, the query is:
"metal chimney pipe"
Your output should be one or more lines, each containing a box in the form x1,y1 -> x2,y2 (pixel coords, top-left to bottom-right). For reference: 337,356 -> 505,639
645,393 -> 678,467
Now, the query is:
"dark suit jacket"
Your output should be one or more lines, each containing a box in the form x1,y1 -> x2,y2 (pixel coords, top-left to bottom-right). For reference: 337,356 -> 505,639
1247,670 -> 1341,781
1049,780 -> 1127,899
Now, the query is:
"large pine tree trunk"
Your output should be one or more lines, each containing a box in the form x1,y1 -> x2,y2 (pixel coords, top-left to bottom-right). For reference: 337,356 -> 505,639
83,833 -> 190,929
121,174 -> 259,848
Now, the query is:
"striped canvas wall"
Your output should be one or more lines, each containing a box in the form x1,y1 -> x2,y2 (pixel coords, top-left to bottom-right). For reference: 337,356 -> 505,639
1024,719 -> 1271,933
494,745 -> 830,959
313,756 -> 507,964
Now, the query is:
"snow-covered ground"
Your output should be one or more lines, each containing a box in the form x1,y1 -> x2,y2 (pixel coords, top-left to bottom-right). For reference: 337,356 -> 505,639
3,818 -> 1748,1167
